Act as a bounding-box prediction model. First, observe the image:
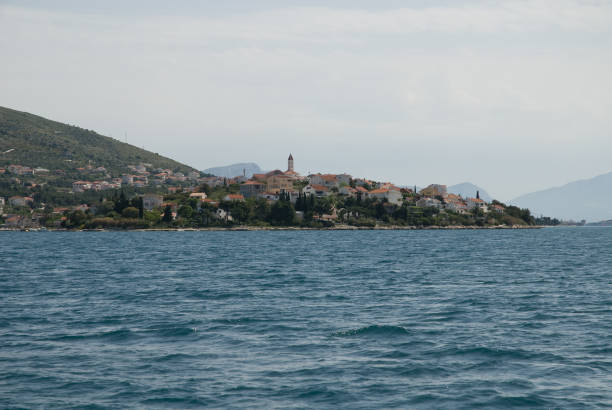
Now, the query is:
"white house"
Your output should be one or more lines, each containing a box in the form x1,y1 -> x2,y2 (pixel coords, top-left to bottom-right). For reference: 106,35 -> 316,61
336,174 -> 352,185
466,197 -> 488,212
72,181 -> 92,193
214,208 -> 233,222
445,200 -> 468,213
416,197 -> 442,209
258,192 -> 279,201
302,184 -> 330,197
339,186 -> 357,197
189,192 -> 208,200
369,188 -> 403,205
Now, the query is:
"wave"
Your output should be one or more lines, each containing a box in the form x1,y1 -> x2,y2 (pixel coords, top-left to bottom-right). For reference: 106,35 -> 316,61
48,328 -> 136,342
332,325 -> 410,338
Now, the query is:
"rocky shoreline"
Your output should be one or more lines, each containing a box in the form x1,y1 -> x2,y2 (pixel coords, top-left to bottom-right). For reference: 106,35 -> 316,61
1,224 -> 545,232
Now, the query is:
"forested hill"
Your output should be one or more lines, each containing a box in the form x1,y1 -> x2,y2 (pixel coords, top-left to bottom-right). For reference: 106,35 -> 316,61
0,106 -> 196,175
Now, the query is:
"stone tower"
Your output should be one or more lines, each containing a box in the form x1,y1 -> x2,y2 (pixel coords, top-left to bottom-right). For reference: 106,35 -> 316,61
288,153 -> 294,172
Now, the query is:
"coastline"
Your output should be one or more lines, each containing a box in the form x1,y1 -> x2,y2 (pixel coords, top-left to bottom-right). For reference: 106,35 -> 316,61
0,225 -> 545,232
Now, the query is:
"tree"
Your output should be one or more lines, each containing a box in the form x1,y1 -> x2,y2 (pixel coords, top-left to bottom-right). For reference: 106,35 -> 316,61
122,206 -> 139,219
162,205 -> 173,223
229,201 -> 249,224
64,210 -> 88,228
114,191 -> 129,214
314,197 -> 332,218
268,200 -> 295,225
178,204 -> 193,219
137,197 -> 144,218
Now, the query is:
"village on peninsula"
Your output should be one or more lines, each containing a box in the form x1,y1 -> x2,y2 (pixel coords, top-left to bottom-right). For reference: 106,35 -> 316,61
0,153 -> 551,230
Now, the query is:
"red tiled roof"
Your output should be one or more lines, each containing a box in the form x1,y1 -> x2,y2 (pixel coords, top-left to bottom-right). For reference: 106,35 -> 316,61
309,184 -> 329,191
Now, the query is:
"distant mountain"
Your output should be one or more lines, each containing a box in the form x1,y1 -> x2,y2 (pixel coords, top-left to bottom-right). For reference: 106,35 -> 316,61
0,106 -> 196,175
203,163 -> 262,178
448,182 -> 492,202
511,171 -> 612,222
586,220 -> 612,227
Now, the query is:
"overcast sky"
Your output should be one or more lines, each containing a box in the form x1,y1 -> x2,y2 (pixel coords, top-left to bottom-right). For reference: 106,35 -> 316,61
1,0 -> 611,200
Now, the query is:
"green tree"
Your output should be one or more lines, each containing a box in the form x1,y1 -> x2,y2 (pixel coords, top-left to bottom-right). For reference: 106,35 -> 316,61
114,191 -> 129,214
64,210 -> 88,228
122,206 -> 139,219
268,200 -> 295,226
178,204 -> 193,219
162,205 -> 173,223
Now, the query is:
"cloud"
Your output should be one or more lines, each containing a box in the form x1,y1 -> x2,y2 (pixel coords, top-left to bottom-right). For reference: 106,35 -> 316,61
1,1 -> 611,199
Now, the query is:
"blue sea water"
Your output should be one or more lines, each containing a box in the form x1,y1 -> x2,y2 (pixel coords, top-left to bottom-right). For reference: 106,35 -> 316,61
1,228 -> 611,409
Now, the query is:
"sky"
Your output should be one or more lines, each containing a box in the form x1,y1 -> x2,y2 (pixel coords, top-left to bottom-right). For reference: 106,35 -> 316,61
1,0 -> 611,200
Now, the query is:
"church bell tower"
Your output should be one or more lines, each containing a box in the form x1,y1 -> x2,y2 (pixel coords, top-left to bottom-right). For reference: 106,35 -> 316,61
287,153 -> 294,172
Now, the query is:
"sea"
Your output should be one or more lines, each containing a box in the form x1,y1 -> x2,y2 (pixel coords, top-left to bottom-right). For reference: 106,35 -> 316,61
1,228 -> 611,409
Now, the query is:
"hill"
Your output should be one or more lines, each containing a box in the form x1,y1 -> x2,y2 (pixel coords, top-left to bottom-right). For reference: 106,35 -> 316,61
511,171 -> 612,222
203,162 -> 263,178
448,182 -> 492,202
0,106 -> 196,175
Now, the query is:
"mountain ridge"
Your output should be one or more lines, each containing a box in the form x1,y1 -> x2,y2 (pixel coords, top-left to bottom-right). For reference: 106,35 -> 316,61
0,106 -> 196,175
203,163 -> 263,178
447,182 -> 492,202
511,171 -> 612,222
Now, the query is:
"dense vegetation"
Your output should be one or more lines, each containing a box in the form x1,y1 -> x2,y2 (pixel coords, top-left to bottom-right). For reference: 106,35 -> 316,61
42,185 -> 541,230
0,106 -> 196,175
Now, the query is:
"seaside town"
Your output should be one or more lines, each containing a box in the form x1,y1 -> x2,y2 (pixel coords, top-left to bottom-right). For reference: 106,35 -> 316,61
0,154 -> 552,229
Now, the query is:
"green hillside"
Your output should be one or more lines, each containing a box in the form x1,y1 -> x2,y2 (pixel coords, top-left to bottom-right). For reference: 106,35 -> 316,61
0,106 -> 196,175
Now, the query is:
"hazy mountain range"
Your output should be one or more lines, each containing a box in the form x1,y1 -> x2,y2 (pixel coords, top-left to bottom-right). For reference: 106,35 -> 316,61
203,163 -> 262,178
511,172 -> 612,222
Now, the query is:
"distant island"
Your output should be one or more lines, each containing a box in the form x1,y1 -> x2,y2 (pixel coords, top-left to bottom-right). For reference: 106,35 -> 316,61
1,106 -> 556,230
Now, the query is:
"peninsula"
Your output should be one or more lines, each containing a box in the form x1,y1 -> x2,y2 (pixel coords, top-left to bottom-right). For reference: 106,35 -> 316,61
0,107 -> 554,230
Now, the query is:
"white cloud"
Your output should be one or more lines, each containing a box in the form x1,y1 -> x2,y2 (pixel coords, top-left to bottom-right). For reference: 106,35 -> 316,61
1,1 -> 611,199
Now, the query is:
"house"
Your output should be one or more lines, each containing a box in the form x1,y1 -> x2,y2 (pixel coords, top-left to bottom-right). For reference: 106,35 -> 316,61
240,180 -> 266,198
7,165 -> 33,175
121,175 -> 134,185
491,204 -> 505,213
465,197 -> 487,211
309,174 -> 340,188
369,188 -> 403,205
420,184 -> 448,198
266,175 -> 293,193
199,176 -> 225,187
354,186 -> 370,199
339,186 -> 357,197
214,208 -> 232,222
3,215 -> 24,227
416,197 -> 442,209
142,194 -> 164,210
188,171 -> 200,180
445,200 -> 468,213
230,175 -> 249,184
9,196 -> 30,207
223,194 -> 245,202
336,174 -> 352,185
302,184 -> 330,197
258,192 -> 279,201
189,192 -> 207,200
